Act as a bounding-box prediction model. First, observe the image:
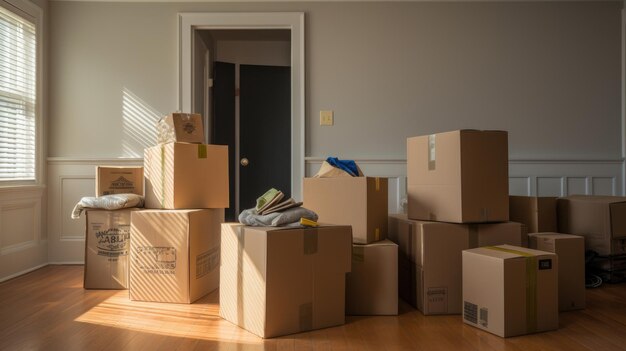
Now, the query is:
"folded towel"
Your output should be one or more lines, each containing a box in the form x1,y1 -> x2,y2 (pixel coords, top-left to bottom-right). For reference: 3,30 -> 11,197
71,193 -> 144,219
238,206 -> 318,227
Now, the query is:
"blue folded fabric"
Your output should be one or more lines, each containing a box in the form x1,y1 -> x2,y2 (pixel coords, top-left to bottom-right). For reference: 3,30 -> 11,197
326,157 -> 359,177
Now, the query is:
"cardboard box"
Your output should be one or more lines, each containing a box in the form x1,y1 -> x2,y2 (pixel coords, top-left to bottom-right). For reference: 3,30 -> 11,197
84,209 -> 140,289
157,113 -> 204,144
346,240 -> 398,316
557,195 -> 626,255
462,245 -> 559,338
407,130 -> 509,223
391,216 -> 526,315
509,196 -> 557,233
220,223 -> 352,338
95,166 -> 144,196
144,143 -> 229,209
529,233 -> 585,311
129,209 -> 223,303
303,177 -> 388,244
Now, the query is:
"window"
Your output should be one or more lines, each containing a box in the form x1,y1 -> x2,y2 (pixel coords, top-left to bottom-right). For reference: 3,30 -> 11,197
0,1 -> 38,183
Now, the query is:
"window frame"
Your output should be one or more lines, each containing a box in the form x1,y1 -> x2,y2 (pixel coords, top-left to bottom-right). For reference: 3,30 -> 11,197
0,0 -> 43,188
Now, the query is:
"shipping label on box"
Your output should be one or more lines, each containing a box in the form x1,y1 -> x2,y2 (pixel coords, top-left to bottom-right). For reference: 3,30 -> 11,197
84,209 -> 140,289
95,166 -> 144,197
157,113 -> 204,144
407,130 -> 509,223
129,209 -> 223,303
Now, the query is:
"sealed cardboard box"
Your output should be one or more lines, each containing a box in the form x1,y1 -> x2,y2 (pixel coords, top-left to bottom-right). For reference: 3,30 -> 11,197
129,209 -> 223,303
462,245 -> 558,338
157,113 -> 204,144
557,195 -> 626,255
95,166 -> 144,196
529,233 -> 585,311
84,209 -> 140,289
220,223 -> 352,338
346,240 -> 398,316
407,130 -> 509,223
509,196 -> 557,233
391,217 -> 526,315
144,143 -> 229,209
303,177 -> 387,244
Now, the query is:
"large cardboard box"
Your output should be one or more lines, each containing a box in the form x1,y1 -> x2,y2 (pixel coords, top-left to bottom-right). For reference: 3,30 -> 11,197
144,143 -> 229,209
220,223 -> 352,338
129,209 -> 223,303
95,166 -> 144,196
346,240 -> 398,316
557,195 -> 626,255
157,113 -> 204,144
462,245 -> 559,338
391,216 -> 526,315
84,209 -> 140,289
303,177 -> 388,244
509,196 -> 557,233
528,233 -> 585,311
407,130 -> 509,223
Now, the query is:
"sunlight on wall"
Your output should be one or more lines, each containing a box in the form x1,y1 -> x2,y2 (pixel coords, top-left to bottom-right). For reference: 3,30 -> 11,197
122,88 -> 161,157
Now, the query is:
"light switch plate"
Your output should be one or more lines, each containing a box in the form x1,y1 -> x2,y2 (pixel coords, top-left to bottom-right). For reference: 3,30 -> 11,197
320,110 -> 334,126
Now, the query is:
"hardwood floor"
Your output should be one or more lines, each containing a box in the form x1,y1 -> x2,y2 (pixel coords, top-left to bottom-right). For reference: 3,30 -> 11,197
0,265 -> 625,351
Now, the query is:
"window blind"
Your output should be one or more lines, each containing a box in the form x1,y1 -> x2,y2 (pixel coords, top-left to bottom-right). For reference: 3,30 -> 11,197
0,4 -> 36,181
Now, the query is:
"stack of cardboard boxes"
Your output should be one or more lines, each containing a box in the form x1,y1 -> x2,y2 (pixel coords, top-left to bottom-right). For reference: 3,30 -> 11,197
390,130 -> 527,316
129,113 -> 229,304
303,175 -> 399,316
557,195 -> 626,282
84,166 -> 143,289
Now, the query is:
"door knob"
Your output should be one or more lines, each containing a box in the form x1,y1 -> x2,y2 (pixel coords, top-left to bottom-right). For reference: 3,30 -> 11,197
240,157 -> 249,167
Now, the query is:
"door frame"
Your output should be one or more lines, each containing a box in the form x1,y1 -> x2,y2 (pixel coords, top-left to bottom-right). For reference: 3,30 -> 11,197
178,12 -> 305,201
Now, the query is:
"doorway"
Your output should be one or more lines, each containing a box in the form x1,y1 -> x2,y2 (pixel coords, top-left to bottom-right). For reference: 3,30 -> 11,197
213,61 -> 291,220
178,12 -> 305,213
201,29 -> 291,221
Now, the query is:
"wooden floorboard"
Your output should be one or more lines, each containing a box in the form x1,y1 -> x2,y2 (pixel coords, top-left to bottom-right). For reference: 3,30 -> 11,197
0,265 -> 625,351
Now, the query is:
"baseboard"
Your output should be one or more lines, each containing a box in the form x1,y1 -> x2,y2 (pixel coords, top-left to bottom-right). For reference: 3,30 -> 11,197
0,263 -> 49,283
48,261 -> 84,265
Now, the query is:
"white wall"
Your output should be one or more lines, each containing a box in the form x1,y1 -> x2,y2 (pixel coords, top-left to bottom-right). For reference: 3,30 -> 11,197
48,1 -> 623,161
44,1 -> 625,263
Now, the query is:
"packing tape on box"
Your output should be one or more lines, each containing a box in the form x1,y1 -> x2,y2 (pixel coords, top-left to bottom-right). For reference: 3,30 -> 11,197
160,145 -> 166,209
352,246 -> 365,263
303,228 -> 318,255
198,144 -> 207,159
485,246 -> 537,334
374,228 -> 380,241
428,134 -> 436,171
375,177 -> 380,191
468,225 -> 478,248
299,302 -> 313,331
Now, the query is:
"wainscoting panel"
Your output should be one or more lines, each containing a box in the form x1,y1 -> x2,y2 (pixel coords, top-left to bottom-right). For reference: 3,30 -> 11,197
0,186 -> 46,282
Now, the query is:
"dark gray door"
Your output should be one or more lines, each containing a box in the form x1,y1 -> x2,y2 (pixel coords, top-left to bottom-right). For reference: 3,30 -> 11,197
212,62 -> 291,219
239,64 -> 291,211
212,62 -> 236,221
